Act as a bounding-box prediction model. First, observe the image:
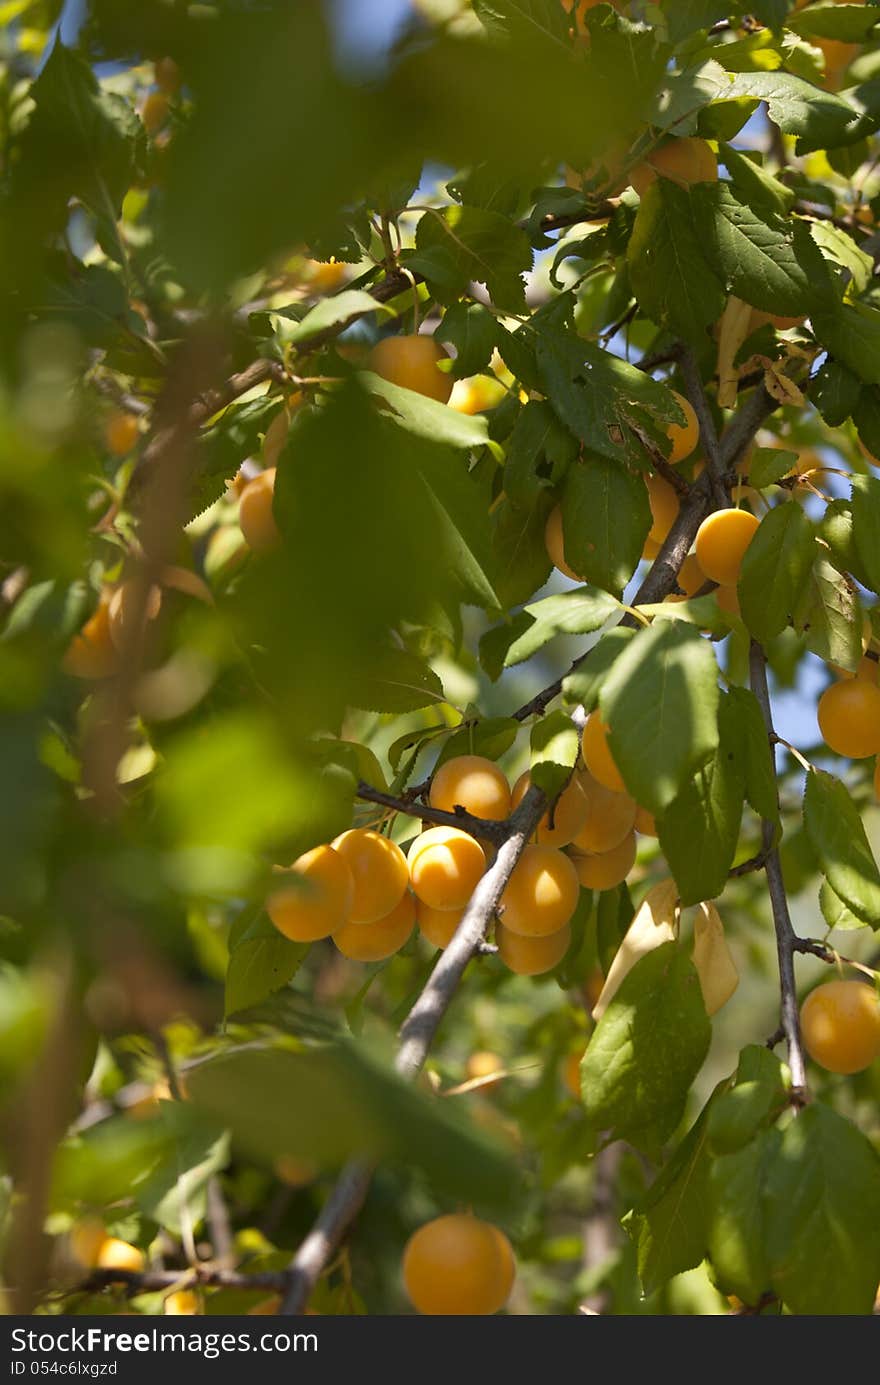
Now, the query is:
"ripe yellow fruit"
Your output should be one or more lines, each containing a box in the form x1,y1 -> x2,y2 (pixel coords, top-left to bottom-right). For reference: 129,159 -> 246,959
694,508 -> 760,586
306,259 -> 348,294
429,755 -> 511,822
573,772 -> 636,853
510,771 -> 590,848
62,595 -> 119,680
677,552 -> 707,598
569,830 -> 637,891
816,37 -> 858,89
141,90 -> 169,135
634,803 -> 657,836
96,1238 -> 145,1273
645,472 -> 680,545
818,678 -> 880,758
581,711 -> 626,794
105,412 -> 140,456
332,890 -> 415,961
402,1214 -> 515,1315
666,390 -> 699,464
544,505 -> 583,581
408,827 -> 487,911
875,757 -> 880,801
562,1044 -> 587,1101
496,921 -> 571,975
830,653 -> 879,684
642,533 -> 662,561
164,1290 -> 199,1315
239,468 -> 280,554
416,899 -> 464,949
266,844 -> 355,943
498,843 -> 580,937
715,584 -> 741,617
331,828 -> 410,924
368,336 -> 453,405
466,1051 -> 504,1082
69,1220 -> 108,1268
631,137 -> 718,197
800,980 -> 880,1073
750,309 -> 807,333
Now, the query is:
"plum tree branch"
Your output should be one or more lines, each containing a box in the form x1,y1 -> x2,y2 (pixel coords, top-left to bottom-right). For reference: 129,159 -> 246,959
679,346 -> 729,508
748,639 -> 808,1099
355,780 -> 509,844
279,785 -> 547,1314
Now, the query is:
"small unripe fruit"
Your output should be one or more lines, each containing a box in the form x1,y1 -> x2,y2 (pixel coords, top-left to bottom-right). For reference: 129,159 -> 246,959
408,827 -> 487,911
498,843 -> 579,937
62,596 -> 119,680
581,712 -> 626,794
466,1051 -> 504,1082
496,921 -> 571,975
800,980 -> 880,1073
511,771 -> 590,848
695,508 -> 759,586
239,468 -> 280,554
141,91 -> 169,135
105,413 -> 140,456
267,844 -> 354,943
429,755 -> 511,822
332,891 -> 415,961
402,1214 -> 514,1315
154,57 -> 182,93
544,505 -> 583,581
331,828 -> 410,924
368,336 -> 453,405
817,679 -> 880,758
570,830 -> 637,891
416,899 -> 464,949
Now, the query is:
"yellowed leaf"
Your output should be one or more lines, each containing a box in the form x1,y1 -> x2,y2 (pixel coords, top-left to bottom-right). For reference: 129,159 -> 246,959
592,877 -> 679,1021
692,900 -> 739,1016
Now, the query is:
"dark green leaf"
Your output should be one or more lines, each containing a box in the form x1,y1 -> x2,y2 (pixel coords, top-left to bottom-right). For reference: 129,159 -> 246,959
707,1046 -> 789,1155
803,770 -> 880,926
748,448 -> 800,489
504,401 -> 578,509
793,559 -> 863,671
436,301 -> 500,378
738,503 -> 816,644
561,455 -> 652,596
725,686 -> 779,824
707,1128 -> 780,1307
850,472 -> 880,594
628,180 -> 727,343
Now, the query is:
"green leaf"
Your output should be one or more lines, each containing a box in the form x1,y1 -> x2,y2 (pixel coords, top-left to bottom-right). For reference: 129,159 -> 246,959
812,301 -> 880,385
595,883 -> 634,977
819,497 -> 873,590
707,1128 -> 780,1307
490,496 -> 554,608
504,400 -> 578,509
624,1095 -> 717,1294
657,692 -> 745,907
803,770 -> 880,926
628,180 -> 727,343
601,621 -> 720,816
225,915 -> 308,1017
278,290 -> 394,345
850,473 -> 880,594
727,71 -> 861,153
707,1046 -> 789,1155
764,1103 -> 880,1315
437,717 -> 520,767
562,626 -> 637,711
720,144 -> 794,217
186,1041 -> 519,1211
810,220 -> 874,296
530,710 -> 579,798
748,447 -> 799,489
436,301 -> 500,378
560,455 -> 652,596
811,361 -> 861,429
820,877 -> 868,932
581,942 -> 711,1153
191,396 -> 282,519
534,324 -> 688,466
789,4 -> 880,42
360,372 -> 489,450
725,686 -> 779,824
409,204 -> 533,312
738,503 -> 816,644
134,1104 -> 230,1237
480,586 -> 618,680
793,558 -> 863,671
349,648 -> 446,713
412,446 -> 500,611
693,183 -> 814,316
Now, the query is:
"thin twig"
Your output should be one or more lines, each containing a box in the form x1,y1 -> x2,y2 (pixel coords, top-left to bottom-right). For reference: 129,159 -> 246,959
279,785 -> 548,1314
355,781 -> 508,844
679,346 -> 728,507
748,640 -> 808,1100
